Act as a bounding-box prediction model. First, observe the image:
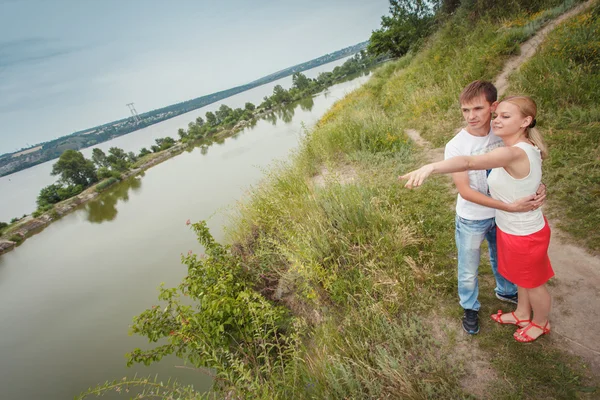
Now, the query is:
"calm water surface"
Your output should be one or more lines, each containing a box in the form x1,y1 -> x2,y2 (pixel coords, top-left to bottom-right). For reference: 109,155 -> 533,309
0,68 -> 370,399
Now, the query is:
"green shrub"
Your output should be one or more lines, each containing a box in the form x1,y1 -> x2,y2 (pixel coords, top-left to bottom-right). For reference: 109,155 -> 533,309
49,209 -> 60,220
95,177 -> 119,192
125,222 -> 296,395
9,234 -> 23,243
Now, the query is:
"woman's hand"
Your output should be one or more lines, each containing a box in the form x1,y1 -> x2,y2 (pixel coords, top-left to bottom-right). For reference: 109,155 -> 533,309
399,164 -> 434,189
507,194 -> 545,212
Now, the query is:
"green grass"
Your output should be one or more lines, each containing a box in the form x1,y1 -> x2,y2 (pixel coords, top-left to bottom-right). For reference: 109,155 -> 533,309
508,2 -> 600,252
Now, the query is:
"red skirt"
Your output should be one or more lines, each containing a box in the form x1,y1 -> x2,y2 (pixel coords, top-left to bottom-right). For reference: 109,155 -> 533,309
497,218 -> 554,288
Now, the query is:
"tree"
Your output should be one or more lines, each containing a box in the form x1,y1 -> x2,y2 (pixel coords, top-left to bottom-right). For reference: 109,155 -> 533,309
271,85 -> 292,104
205,111 -> 217,126
96,167 -> 112,180
260,96 -> 273,110
37,184 -> 63,207
215,104 -> 233,122
127,151 -> 137,164
244,102 -> 255,112
178,128 -> 188,140
368,0 -> 438,58
51,150 -> 97,187
37,183 -> 83,208
316,71 -> 333,86
195,116 -> 205,126
91,148 -> 109,168
155,137 -> 176,151
106,147 -> 130,172
292,72 -> 311,91
138,147 -> 151,158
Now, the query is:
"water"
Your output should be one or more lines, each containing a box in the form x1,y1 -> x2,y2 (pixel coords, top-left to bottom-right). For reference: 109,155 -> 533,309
0,56 -> 354,223
0,68 -> 370,399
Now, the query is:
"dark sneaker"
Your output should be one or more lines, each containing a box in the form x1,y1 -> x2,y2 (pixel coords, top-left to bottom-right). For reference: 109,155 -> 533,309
496,292 -> 518,305
462,309 -> 480,335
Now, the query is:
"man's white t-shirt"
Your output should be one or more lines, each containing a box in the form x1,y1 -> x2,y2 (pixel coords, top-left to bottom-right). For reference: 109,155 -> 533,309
444,128 -> 504,220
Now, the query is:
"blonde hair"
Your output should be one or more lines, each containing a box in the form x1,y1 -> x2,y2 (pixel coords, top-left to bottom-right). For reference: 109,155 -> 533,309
501,96 -> 548,159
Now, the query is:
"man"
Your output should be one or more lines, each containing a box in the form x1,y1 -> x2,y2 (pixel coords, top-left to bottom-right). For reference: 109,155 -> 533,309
445,80 -> 545,334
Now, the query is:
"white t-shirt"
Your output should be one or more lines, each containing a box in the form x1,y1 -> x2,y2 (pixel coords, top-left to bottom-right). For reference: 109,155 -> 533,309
444,128 -> 504,220
488,142 -> 545,235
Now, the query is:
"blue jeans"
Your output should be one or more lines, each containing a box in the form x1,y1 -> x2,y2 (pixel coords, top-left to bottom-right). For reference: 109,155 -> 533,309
455,215 -> 517,311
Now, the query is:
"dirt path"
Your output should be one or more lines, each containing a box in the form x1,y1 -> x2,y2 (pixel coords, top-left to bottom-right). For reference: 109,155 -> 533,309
495,0 -> 594,96
406,0 -> 600,376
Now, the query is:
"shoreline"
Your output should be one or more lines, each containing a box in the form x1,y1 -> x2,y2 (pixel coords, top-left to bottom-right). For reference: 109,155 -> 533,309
0,118 -> 254,256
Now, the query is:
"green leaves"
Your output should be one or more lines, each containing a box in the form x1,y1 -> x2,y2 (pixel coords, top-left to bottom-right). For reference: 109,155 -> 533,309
126,221 -> 294,393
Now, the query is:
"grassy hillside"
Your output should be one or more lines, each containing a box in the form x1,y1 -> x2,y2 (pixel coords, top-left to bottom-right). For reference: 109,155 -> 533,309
88,1 -> 599,399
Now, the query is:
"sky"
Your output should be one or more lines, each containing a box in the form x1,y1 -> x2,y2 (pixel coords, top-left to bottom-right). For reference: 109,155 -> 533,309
0,0 -> 389,155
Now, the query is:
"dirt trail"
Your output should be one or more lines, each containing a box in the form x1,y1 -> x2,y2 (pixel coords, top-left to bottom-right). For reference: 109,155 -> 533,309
406,0 -> 600,376
495,1 -> 594,97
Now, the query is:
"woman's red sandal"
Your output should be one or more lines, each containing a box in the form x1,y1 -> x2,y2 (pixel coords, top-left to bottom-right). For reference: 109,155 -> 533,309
491,310 -> 530,328
513,321 -> 550,343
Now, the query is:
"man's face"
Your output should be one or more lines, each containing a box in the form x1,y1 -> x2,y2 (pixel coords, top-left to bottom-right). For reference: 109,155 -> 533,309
460,94 -> 497,132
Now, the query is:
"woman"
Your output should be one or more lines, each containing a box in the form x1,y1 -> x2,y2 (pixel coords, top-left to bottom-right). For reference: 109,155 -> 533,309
400,96 -> 553,342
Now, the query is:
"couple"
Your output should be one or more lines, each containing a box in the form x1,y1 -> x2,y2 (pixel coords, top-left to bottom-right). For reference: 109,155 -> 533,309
401,80 -> 553,343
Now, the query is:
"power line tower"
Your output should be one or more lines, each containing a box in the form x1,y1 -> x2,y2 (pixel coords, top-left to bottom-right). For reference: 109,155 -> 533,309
126,103 -> 142,125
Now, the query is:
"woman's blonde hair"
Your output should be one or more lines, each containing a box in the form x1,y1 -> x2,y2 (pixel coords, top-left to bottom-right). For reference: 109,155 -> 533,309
501,96 -> 548,159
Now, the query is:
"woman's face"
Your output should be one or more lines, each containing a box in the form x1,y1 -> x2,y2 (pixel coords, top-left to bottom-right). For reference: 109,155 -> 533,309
492,101 -> 532,137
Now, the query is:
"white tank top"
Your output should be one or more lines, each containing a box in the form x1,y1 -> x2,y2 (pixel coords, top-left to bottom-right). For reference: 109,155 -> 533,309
487,142 -> 545,236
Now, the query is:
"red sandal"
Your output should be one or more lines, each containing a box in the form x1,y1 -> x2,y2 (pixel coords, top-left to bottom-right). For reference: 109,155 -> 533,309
491,310 -> 530,328
514,321 -> 550,343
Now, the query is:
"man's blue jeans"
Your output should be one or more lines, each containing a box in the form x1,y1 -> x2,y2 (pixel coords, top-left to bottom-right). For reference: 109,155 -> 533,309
455,215 -> 517,311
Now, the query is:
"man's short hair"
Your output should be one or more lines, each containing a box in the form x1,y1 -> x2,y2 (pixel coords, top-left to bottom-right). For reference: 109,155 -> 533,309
459,80 -> 497,105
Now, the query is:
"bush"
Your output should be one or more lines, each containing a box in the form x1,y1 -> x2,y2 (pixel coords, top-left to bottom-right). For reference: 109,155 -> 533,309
95,177 -> 119,192
49,209 -> 60,220
123,222 -> 296,395
9,234 -> 23,244
57,184 -> 83,200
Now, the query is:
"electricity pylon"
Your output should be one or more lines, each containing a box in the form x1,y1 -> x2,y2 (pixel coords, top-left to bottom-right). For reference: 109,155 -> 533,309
126,103 -> 142,125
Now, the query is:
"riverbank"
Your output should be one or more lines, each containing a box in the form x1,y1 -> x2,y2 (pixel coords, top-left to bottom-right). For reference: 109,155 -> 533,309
91,1 -> 600,398
0,109 -> 276,255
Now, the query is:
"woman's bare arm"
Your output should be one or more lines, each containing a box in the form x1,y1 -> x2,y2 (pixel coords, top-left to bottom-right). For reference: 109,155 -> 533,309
399,146 -> 522,189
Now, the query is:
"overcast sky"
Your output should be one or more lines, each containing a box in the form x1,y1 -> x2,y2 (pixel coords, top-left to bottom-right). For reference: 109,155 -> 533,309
0,0 -> 389,155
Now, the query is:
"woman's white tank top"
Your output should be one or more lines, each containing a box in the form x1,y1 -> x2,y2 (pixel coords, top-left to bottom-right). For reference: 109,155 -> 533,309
488,142 -> 545,236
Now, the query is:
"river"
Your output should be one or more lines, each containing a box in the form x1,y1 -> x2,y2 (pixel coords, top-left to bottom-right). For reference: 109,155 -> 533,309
0,56 -> 356,223
0,61 -> 371,399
